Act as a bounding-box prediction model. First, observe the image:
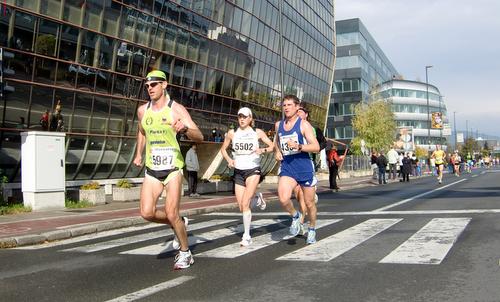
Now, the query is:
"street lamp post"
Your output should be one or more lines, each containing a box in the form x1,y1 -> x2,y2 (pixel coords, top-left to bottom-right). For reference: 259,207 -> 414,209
453,111 -> 457,151
425,65 -> 433,150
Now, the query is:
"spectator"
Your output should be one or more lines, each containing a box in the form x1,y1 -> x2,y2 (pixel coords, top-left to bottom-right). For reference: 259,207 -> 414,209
401,153 -> 412,182
328,145 -> 344,191
16,117 -> 27,129
185,144 -> 200,197
40,110 -> 49,131
370,150 -> 378,180
387,147 -> 399,180
376,150 -> 388,185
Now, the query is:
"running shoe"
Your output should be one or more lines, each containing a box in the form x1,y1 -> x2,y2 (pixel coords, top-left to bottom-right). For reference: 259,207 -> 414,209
299,223 -> 306,236
289,212 -> 303,237
172,216 -> 189,250
240,234 -> 252,247
306,229 -> 317,244
255,192 -> 266,210
173,250 -> 194,270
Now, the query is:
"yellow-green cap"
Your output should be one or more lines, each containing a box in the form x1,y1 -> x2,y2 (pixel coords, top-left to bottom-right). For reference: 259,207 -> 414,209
146,70 -> 166,81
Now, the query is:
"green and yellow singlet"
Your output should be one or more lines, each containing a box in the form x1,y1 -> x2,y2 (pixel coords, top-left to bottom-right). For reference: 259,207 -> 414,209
142,103 -> 184,171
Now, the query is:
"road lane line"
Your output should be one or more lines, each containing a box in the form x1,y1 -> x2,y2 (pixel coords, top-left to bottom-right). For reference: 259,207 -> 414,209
209,209 -> 500,216
373,179 -> 467,212
121,219 -> 286,255
196,219 -> 341,258
104,276 -> 194,302
277,219 -> 402,262
15,223 -> 165,250
61,220 -> 235,253
380,217 -> 471,265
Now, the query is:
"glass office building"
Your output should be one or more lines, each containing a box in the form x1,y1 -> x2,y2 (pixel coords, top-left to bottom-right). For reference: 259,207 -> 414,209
0,0 -> 335,182
327,18 -> 397,145
377,79 -> 448,151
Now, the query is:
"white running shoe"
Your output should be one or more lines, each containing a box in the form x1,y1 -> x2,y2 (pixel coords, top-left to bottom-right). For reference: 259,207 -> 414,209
173,250 -> 194,270
289,212 -> 303,237
240,235 -> 252,247
255,192 -> 266,210
172,216 -> 189,250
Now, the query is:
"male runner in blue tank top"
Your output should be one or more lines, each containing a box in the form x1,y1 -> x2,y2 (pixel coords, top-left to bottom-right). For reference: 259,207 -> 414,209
274,95 -> 320,244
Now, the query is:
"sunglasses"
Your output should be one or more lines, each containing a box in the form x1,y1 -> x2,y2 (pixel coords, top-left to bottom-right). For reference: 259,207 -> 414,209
145,81 -> 163,89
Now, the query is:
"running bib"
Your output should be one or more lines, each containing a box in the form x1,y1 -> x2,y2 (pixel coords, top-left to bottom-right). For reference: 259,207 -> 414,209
232,136 -> 257,155
280,132 -> 300,156
150,147 -> 176,170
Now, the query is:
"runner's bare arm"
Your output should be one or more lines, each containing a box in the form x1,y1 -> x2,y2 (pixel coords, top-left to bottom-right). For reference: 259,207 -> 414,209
255,128 -> 274,155
300,120 -> 320,153
220,130 -> 235,168
273,121 -> 283,161
133,104 -> 147,166
172,102 -> 204,142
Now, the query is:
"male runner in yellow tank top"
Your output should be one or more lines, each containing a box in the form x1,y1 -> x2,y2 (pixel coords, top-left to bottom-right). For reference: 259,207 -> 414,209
431,144 -> 446,184
133,70 -> 203,270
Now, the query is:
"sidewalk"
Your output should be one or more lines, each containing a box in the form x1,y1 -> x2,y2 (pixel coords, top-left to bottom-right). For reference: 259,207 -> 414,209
0,175 -> 375,248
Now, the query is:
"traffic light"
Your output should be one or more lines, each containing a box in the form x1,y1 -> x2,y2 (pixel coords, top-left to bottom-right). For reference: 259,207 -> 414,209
0,48 -> 15,98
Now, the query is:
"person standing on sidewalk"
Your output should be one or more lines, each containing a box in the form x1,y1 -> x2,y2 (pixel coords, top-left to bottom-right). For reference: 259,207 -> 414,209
220,107 -> 274,246
133,70 -> 203,270
185,144 -> 200,197
274,95 -> 320,244
376,150 -> 388,185
401,152 -> 412,182
328,145 -> 344,191
387,147 -> 399,180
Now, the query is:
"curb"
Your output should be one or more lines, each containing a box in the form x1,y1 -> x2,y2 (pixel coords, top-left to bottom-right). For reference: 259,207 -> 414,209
0,179 -> 374,248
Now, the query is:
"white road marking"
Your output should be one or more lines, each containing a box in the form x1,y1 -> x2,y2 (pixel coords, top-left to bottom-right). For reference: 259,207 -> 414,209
380,217 -> 471,265
277,219 -> 402,262
61,220 -> 235,253
121,219 -> 285,255
104,276 -> 194,302
374,179 -> 467,212
197,219 -> 341,259
472,175 -> 478,178
16,223 -> 164,250
208,209 -> 500,216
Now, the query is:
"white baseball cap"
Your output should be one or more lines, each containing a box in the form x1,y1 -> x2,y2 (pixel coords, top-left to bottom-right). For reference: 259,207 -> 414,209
237,107 -> 252,117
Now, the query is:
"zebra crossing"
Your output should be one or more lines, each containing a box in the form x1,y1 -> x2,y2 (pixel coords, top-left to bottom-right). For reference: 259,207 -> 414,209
19,216 -> 471,265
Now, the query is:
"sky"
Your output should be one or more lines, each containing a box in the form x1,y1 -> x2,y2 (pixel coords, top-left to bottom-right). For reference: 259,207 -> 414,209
335,0 -> 500,139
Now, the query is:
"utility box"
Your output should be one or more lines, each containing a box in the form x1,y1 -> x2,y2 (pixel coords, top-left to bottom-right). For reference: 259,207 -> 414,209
21,131 -> 66,210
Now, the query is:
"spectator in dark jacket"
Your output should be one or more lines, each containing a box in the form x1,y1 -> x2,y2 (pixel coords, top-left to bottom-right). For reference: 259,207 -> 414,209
376,150 -> 388,185
370,150 -> 378,180
401,153 -> 412,182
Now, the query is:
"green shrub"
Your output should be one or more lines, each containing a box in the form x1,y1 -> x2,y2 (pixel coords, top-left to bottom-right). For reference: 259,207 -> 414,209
65,198 -> 93,208
116,179 -> 132,188
80,181 -> 100,190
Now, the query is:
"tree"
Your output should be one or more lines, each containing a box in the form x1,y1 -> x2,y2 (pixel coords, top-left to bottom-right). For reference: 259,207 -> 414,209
415,146 -> 428,160
351,100 -> 396,155
460,137 -> 478,156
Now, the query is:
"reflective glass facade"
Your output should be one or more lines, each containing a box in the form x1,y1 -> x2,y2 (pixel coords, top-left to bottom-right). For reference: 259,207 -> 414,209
327,18 -> 398,144
0,0 -> 335,182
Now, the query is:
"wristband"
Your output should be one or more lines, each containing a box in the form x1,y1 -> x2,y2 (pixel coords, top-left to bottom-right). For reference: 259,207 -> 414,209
298,144 -> 302,151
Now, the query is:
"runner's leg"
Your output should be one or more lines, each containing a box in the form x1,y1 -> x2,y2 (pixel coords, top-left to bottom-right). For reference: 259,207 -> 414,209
140,176 -> 168,224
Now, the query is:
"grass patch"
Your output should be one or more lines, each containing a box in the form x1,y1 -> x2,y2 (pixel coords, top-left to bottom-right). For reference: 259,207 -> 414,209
0,204 -> 32,215
65,198 -> 94,209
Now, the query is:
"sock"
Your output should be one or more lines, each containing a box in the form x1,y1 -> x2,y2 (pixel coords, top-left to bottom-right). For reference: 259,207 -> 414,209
308,227 -> 316,232
242,210 -> 252,238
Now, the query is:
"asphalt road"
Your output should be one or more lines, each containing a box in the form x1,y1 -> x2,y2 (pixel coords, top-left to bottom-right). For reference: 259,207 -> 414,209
1,168 -> 499,302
